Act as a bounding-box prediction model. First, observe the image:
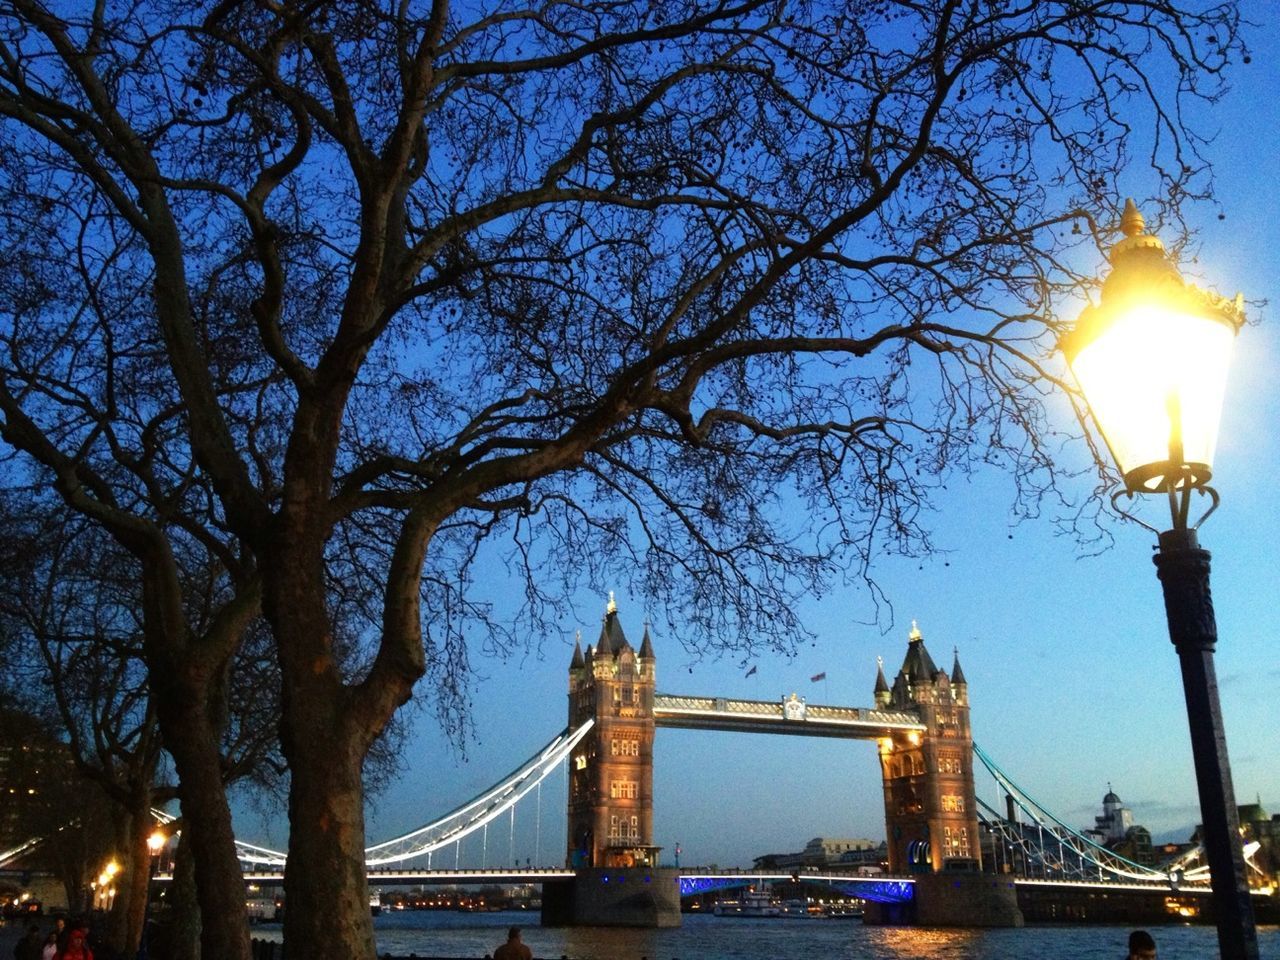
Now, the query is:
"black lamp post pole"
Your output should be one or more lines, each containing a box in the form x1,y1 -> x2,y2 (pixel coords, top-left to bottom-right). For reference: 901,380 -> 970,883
137,853 -> 158,960
1153,526 -> 1259,960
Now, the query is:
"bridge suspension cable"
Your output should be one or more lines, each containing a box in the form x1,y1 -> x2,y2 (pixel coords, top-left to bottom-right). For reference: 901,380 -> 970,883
235,719 -> 594,868
973,742 -> 1181,884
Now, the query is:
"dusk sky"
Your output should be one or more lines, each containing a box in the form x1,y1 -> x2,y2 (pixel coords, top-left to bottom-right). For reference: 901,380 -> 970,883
236,7 -> 1280,871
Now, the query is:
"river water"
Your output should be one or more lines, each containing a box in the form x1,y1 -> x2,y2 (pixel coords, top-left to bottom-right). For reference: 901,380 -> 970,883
247,910 -> 1280,959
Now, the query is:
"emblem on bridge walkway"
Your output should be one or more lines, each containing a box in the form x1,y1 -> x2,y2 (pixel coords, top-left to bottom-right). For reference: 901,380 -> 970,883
782,692 -> 807,721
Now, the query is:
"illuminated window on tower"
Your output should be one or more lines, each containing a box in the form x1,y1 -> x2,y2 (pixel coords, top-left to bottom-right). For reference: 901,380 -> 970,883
610,730 -> 641,756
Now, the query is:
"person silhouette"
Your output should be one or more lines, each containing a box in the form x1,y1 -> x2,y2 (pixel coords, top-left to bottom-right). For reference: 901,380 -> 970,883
1126,929 -> 1157,959
493,926 -> 532,960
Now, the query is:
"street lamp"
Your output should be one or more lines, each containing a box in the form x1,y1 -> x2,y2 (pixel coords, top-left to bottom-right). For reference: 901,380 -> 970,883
1062,199 -> 1257,960
96,860 -> 121,912
139,831 -> 167,960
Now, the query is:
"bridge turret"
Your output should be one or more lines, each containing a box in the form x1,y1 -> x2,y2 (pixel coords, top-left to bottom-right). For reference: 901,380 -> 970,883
950,648 -> 967,705
566,596 -> 658,870
879,621 -> 981,876
874,656 -> 891,708
639,621 -> 655,662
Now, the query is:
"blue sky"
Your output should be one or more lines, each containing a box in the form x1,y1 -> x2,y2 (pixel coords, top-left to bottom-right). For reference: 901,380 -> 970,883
236,8 -> 1280,870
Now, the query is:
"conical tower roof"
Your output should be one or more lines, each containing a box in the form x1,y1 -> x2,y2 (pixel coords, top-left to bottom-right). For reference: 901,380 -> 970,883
570,634 -> 584,670
950,647 -> 967,685
898,619 -> 938,682
596,591 -> 629,657
639,622 -> 655,659
874,658 -> 890,695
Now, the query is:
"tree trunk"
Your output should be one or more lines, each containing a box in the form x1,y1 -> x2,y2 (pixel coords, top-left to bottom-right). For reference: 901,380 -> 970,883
164,833 -> 202,960
281,729 -> 376,960
266,439 -> 426,959
152,686 -> 251,960
61,866 -> 87,917
107,800 -> 153,957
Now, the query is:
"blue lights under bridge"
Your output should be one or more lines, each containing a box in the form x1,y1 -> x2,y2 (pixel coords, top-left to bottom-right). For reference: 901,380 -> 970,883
678,873 -> 915,904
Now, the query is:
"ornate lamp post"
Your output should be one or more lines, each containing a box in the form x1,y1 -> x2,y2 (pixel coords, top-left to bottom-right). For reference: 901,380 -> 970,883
1062,199 -> 1257,960
138,830 -> 166,960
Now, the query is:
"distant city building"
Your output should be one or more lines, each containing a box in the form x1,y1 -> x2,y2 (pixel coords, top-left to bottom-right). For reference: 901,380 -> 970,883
1082,786 -> 1154,866
836,840 -> 889,870
751,837 -> 886,871
802,837 -> 878,863
0,708 -> 70,852
1195,800 -> 1280,889
1085,787 -> 1133,843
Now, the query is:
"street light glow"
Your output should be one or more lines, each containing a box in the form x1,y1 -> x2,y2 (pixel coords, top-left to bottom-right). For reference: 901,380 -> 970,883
1064,199 -> 1244,497
1069,304 -> 1235,491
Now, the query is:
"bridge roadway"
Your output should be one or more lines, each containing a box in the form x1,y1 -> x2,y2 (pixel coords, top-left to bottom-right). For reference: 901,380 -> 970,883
230,868 -> 913,888
652,694 -> 926,738
226,868 -> 917,893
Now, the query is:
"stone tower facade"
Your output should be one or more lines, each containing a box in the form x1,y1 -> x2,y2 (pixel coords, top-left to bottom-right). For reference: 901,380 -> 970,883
877,622 -> 981,873
566,596 -> 659,868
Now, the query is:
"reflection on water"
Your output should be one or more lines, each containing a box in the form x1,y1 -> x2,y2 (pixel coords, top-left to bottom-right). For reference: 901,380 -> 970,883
250,910 -> 1280,959
868,926 -> 987,957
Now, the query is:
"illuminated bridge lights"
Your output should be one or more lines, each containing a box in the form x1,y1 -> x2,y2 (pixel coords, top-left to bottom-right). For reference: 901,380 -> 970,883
678,876 -> 753,897
677,874 -> 915,904
825,880 -> 915,903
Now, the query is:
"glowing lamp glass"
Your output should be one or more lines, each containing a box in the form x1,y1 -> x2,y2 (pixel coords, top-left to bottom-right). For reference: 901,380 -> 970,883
148,831 -> 166,853
1068,304 -> 1235,492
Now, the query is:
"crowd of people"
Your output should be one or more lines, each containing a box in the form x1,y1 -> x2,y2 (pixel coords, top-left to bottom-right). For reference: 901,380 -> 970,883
11,917 -> 97,960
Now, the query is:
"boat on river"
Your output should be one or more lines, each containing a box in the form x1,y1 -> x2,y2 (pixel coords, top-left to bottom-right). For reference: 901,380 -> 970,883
712,887 -> 781,917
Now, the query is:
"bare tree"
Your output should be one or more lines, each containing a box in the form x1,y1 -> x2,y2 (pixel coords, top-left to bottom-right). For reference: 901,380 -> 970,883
0,504 -> 170,953
0,499 -> 286,957
0,1 -> 1246,957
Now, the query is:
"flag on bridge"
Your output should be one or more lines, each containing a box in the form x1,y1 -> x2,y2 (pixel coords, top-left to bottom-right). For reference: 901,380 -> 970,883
810,672 -> 826,682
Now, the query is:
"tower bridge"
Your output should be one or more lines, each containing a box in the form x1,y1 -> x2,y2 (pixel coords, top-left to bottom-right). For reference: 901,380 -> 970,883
11,600 -> 1247,928
556,597 -> 1012,924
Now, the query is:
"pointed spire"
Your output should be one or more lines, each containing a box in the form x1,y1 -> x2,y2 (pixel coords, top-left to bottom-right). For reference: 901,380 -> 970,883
596,595 -> 616,656
1119,197 -> 1145,238
950,646 -> 967,685
874,655 -> 891,707
639,619 -> 655,659
570,631 -> 584,670
596,621 -> 614,656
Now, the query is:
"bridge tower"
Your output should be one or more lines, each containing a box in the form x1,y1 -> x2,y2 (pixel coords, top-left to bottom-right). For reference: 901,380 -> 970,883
566,595 -> 659,868
877,622 -> 981,874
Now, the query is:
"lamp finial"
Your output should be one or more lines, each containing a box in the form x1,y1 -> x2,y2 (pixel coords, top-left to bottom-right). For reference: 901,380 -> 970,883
1110,199 -> 1164,261
1119,197 -> 1145,238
